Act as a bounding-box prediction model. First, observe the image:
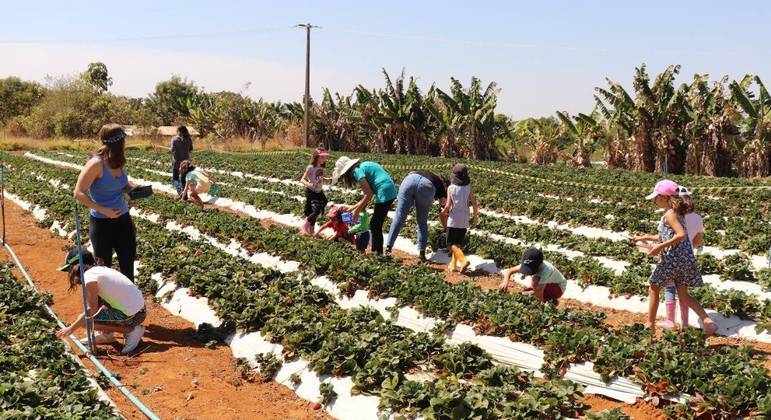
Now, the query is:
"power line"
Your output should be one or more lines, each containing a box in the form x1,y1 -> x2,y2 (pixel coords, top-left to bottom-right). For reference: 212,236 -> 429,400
323,26 -> 771,58
3,23 -> 769,59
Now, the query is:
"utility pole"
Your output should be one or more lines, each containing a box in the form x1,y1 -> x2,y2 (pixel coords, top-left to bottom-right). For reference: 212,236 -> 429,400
296,23 -> 320,148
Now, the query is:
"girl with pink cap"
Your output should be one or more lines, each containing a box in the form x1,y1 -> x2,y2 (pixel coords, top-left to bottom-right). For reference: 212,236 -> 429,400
633,180 -> 718,335
299,148 -> 331,235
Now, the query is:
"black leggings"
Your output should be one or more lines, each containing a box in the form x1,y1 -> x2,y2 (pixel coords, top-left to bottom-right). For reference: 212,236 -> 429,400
304,189 -> 328,224
370,199 -> 395,254
89,213 -> 137,281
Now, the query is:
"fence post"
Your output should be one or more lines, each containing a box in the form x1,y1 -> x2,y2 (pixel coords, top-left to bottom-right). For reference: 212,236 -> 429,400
74,209 -> 95,353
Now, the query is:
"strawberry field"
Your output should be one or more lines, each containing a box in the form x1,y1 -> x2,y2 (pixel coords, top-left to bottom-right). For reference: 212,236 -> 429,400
2,149 -> 770,419
0,263 -> 119,418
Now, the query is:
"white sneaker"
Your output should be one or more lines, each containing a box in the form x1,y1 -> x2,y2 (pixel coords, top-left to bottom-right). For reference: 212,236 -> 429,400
80,332 -> 116,345
121,326 -> 145,354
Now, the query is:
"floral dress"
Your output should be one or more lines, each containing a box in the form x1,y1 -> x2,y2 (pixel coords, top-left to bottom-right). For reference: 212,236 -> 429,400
648,214 -> 703,287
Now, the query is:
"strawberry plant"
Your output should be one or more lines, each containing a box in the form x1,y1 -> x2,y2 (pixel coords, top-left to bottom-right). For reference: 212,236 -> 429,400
696,253 -> 721,275
289,373 -> 301,386
719,253 -> 756,282
254,353 -> 283,382
8,151 -> 771,418
0,264 -> 119,418
759,268 -> 771,291
319,383 -> 337,405
432,343 -> 493,378
587,408 -> 630,419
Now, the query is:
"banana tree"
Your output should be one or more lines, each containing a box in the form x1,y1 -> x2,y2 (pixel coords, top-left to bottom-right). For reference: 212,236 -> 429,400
595,64 -> 688,174
426,85 -> 463,158
434,77 -> 501,160
356,68 -> 429,155
730,75 -> 771,177
682,75 -> 738,176
186,94 -> 217,138
556,111 -> 602,167
313,89 -> 361,151
516,117 -> 561,165
594,81 -> 635,169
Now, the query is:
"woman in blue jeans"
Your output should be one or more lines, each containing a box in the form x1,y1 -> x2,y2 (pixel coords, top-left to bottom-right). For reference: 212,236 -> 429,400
385,171 -> 449,260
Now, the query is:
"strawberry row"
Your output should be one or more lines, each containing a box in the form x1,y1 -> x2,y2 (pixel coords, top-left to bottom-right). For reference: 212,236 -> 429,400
10,152 -> 771,417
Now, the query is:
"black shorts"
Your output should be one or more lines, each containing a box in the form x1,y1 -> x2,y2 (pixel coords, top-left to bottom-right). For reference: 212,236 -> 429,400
446,227 -> 467,246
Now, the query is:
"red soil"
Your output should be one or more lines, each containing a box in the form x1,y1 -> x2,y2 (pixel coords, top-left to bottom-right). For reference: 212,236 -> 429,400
1,200 -> 328,420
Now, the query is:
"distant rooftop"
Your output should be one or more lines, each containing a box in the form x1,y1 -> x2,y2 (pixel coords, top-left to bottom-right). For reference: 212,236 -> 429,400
123,125 -> 200,137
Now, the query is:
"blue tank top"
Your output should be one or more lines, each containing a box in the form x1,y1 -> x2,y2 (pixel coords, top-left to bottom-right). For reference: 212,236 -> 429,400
89,159 -> 129,218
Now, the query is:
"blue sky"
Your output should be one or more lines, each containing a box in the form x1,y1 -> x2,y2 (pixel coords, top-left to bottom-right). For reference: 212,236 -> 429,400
1,1 -> 769,118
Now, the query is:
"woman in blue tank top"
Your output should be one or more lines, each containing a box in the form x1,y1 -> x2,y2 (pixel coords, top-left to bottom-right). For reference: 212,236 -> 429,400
74,124 -> 138,281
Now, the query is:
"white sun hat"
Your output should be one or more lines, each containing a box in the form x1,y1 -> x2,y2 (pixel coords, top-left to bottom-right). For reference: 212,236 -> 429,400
330,156 -> 360,185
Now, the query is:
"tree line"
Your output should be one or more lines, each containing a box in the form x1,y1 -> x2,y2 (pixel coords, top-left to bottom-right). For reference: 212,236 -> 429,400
0,62 -> 768,177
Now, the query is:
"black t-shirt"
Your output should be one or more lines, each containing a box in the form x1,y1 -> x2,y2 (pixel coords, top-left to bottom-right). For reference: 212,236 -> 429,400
415,171 -> 447,201
170,136 -> 193,162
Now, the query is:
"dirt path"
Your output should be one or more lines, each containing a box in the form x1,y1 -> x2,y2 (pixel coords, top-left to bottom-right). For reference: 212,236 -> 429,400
583,394 -> 668,419
0,200 -> 328,420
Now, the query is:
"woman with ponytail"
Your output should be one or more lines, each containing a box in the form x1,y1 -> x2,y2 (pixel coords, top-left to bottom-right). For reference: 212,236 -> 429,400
73,123 -> 138,281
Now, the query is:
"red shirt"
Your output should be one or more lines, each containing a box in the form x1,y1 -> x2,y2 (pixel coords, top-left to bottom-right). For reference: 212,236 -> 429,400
329,220 -> 349,235
319,218 -> 349,236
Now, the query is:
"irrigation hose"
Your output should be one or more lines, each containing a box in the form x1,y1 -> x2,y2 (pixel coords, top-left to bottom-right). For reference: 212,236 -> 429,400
2,241 -> 160,420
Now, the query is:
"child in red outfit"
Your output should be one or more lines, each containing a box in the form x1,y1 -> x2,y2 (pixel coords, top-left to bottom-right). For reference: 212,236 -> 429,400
315,206 -> 369,252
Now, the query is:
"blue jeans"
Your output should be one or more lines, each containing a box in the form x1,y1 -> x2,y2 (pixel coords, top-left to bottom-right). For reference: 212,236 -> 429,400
386,173 -> 435,251
172,161 -> 183,194
664,287 -> 676,302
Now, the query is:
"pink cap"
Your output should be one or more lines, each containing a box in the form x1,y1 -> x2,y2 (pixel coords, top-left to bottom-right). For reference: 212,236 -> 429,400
645,179 -> 679,200
317,148 -> 331,157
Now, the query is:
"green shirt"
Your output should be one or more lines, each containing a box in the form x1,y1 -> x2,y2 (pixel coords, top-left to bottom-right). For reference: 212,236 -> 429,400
535,261 -> 567,292
353,161 -> 397,203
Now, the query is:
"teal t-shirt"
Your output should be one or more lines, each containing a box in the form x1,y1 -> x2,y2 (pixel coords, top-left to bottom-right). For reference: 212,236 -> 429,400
535,261 -> 567,292
353,161 -> 397,203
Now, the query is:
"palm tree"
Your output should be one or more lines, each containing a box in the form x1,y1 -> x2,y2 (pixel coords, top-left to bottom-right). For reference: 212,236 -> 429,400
730,75 -> 771,177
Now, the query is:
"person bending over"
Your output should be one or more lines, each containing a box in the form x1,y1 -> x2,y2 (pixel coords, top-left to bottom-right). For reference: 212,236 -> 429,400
179,160 -> 219,208
315,206 -> 370,252
55,248 -> 146,354
498,248 -> 566,304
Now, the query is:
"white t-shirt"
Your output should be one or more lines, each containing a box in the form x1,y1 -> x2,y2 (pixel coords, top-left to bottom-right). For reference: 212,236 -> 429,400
305,165 -> 324,193
684,212 -> 704,245
84,266 -> 145,316
447,184 -> 472,228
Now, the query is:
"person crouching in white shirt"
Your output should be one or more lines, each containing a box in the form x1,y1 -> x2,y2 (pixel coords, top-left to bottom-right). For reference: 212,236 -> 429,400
55,247 -> 147,354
